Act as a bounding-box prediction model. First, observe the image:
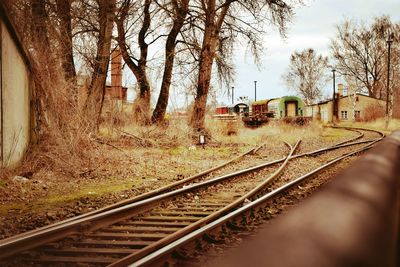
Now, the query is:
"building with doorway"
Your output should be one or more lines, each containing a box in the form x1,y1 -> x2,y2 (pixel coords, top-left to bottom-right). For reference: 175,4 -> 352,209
0,3 -> 32,167
305,84 -> 386,123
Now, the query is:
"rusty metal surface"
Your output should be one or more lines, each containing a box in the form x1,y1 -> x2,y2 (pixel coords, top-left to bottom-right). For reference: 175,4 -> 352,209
214,130 -> 400,267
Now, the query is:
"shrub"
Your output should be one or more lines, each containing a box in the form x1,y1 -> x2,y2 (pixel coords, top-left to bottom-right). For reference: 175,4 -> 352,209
363,104 -> 385,122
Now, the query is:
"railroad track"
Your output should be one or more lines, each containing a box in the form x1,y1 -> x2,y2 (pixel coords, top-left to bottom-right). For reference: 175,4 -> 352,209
0,127 -> 361,240
0,127 -> 384,266
130,130 -> 384,266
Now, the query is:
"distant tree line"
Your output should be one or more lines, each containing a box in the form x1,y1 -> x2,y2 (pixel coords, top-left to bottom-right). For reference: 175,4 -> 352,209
283,15 -> 400,117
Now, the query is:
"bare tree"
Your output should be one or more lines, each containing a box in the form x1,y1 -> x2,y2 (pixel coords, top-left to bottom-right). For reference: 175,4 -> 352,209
151,0 -> 190,124
31,0 -> 50,48
83,0 -> 116,129
188,0 -> 296,131
283,48 -> 329,104
31,0 -> 60,81
331,16 -> 398,99
28,0 -> 77,84
116,0 -> 153,124
7,0 -> 299,133
55,0 -> 76,83
188,0 -> 230,131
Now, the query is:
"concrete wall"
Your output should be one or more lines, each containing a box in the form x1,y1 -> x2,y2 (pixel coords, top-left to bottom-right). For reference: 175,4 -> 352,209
1,20 -> 31,167
319,102 -> 333,123
304,105 -> 320,119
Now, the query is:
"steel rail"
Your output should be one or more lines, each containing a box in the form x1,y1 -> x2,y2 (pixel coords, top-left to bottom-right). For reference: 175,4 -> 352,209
1,144 -> 262,243
0,127 -> 362,244
0,141 -> 295,264
131,139 -> 381,267
0,143 -> 281,260
0,131 -> 379,260
214,132 -> 398,267
108,139 -> 301,267
324,128 -> 363,148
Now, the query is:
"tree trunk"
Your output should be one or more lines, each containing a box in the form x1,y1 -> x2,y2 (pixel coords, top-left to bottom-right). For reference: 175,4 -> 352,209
134,67 -> 151,124
116,0 -> 151,124
190,0 -> 231,131
31,0 -> 58,79
56,0 -> 77,106
134,0 -> 151,123
83,0 -> 115,130
56,0 -> 76,82
190,27 -> 217,131
152,0 -> 189,124
31,0 -> 50,48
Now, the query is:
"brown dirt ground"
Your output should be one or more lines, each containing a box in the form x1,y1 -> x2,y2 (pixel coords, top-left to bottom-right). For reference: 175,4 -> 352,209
0,140 -> 250,239
0,122 -> 362,240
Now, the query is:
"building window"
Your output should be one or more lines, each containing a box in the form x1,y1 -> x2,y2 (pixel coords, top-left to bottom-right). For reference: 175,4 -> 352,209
354,110 -> 361,119
356,96 -> 359,102
341,111 -> 348,120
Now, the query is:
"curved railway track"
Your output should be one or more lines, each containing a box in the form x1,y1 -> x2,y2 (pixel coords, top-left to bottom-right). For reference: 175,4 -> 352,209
0,127 -> 384,266
134,139 -> 380,267
127,128 -> 384,267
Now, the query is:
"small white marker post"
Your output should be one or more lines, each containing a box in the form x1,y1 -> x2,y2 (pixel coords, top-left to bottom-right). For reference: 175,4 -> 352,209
199,134 -> 206,149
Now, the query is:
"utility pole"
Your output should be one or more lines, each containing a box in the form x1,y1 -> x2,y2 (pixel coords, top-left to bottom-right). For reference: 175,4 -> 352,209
231,86 -> 234,105
332,69 -> 336,123
254,81 -> 257,102
385,34 -> 393,130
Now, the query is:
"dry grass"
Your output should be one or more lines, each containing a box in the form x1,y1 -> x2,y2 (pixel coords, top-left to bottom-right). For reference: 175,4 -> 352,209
1,113 -> 359,237
0,50 -> 102,181
207,119 -> 325,146
339,118 -> 400,134
107,116 -> 193,148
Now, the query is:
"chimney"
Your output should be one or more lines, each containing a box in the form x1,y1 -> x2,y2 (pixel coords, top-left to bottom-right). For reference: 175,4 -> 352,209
111,49 -> 122,99
337,83 -> 344,97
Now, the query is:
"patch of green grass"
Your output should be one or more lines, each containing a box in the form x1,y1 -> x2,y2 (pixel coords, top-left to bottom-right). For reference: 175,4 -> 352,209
46,178 -> 138,204
0,203 -> 26,214
0,177 -> 140,215
166,145 -> 237,160
320,128 -> 349,139
168,146 -> 187,156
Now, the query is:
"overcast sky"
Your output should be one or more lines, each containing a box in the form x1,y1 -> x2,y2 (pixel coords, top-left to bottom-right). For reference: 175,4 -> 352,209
216,0 -> 400,105
125,0 -> 400,108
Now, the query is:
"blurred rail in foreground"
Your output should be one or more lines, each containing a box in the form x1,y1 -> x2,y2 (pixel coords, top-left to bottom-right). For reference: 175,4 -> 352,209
215,130 -> 400,267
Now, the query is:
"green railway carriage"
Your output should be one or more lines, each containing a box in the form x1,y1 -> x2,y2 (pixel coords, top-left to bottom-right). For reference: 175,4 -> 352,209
243,96 -> 306,127
267,96 -> 304,119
